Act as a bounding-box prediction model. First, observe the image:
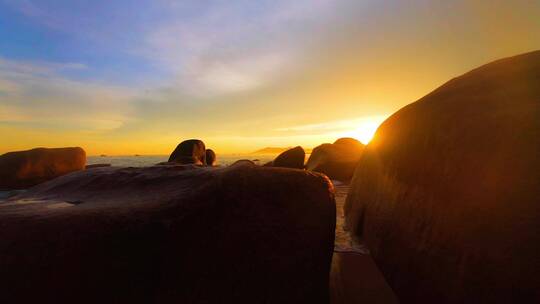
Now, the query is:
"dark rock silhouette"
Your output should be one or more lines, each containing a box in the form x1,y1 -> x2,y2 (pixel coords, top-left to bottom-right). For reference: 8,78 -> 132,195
233,159 -> 256,166
205,149 -> 217,166
0,147 -> 86,190
0,162 -> 336,304
345,51 -> 540,303
265,146 -> 305,169
85,163 -> 111,169
0,189 -> 26,201
168,139 -> 206,165
306,138 -> 364,181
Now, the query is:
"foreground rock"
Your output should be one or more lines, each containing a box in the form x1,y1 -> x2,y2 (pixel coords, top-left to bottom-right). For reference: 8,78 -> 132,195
85,163 -> 111,169
168,139 -> 206,164
0,147 -> 86,190
345,51 -> 540,303
0,162 -> 336,304
265,146 -> 305,169
306,138 -> 364,181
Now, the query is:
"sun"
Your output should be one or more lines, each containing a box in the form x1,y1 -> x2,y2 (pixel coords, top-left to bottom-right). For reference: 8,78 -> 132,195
353,121 -> 381,144
341,115 -> 388,145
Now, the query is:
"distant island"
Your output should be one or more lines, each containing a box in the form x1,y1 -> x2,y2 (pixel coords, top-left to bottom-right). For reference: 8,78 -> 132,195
253,147 -> 312,154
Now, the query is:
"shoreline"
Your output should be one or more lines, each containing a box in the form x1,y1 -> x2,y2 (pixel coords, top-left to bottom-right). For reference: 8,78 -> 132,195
330,184 -> 398,303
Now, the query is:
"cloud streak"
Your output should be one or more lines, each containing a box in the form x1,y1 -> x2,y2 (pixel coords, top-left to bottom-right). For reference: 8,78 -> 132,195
0,57 -> 135,132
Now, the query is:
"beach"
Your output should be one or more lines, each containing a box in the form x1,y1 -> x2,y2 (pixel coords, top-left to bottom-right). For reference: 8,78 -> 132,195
330,184 -> 398,304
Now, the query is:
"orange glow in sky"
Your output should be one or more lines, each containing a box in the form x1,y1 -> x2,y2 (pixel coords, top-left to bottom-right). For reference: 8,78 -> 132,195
340,115 -> 388,145
1,1 -> 539,155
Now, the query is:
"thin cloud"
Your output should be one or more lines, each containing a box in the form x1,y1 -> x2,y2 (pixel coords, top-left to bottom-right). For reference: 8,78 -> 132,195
0,58 -> 134,132
139,0 -> 335,96
0,57 -> 87,77
275,115 -> 389,135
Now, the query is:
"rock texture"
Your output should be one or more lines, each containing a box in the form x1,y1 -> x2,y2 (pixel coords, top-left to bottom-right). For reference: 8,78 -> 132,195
267,146 -> 305,169
345,51 -> 540,303
168,139 -> 206,164
0,162 -> 336,304
306,138 -> 364,181
0,147 -> 86,190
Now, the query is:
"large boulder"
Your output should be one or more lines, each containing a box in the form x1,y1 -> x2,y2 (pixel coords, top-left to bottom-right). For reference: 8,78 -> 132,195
344,51 -> 540,303
306,138 -> 364,181
168,139 -> 206,164
266,146 -> 305,169
0,147 -> 86,190
0,162 -> 336,304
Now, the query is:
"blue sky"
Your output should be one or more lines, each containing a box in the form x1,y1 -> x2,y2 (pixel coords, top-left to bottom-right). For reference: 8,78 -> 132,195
1,0 -> 539,154
0,0 -> 333,85
1,0 -> 194,84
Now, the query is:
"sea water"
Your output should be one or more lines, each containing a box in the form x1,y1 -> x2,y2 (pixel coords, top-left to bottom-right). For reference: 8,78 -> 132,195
86,153 -> 278,167
0,154 -> 276,201
2,153 -> 363,253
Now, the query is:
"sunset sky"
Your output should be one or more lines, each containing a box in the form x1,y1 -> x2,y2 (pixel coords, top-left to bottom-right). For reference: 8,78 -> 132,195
1,0 -> 539,155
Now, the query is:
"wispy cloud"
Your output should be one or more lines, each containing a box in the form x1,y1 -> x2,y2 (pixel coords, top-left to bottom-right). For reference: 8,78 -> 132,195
140,0 -> 335,96
0,57 -> 87,77
274,115 -> 390,144
275,116 -> 387,132
0,57 -> 134,132
1,0 -> 539,153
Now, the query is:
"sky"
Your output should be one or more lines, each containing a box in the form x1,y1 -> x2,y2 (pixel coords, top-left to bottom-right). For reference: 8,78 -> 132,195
1,0 -> 539,155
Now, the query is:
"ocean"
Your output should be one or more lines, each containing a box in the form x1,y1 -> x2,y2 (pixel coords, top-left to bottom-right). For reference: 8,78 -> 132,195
1,153 -> 363,253
87,153 -> 278,167
0,153 -> 276,202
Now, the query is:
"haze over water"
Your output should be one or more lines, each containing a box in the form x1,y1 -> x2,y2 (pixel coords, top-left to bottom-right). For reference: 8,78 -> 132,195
86,154 -> 279,167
